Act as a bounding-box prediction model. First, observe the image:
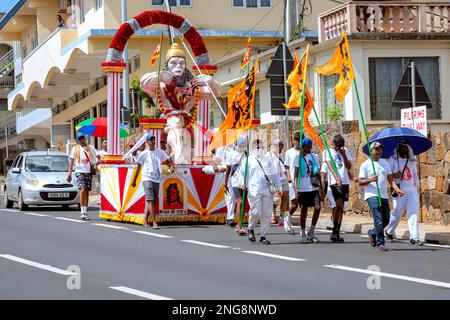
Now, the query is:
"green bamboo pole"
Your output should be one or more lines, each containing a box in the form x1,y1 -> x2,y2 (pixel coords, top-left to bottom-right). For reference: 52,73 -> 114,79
353,79 -> 382,206
154,34 -> 164,118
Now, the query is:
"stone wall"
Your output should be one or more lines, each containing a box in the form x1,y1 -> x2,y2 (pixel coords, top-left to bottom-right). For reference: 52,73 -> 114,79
260,120 -> 450,225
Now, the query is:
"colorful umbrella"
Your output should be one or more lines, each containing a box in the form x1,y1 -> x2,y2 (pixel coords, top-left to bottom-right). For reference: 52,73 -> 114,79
76,117 -> 130,138
362,127 -> 432,158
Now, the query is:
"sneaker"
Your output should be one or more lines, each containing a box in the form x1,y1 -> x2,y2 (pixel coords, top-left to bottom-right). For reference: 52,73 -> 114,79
278,219 -> 284,227
80,214 -> 86,221
248,229 -> 256,242
385,232 -> 394,243
259,237 -> 271,245
330,233 -> 339,243
301,236 -> 312,244
377,245 -> 389,252
283,215 -> 295,235
336,235 -> 345,243
410,239 -> 423,246
307,235 -> 319,243
368,230 -> 376,248
271,215 -> 277,224
83,214 -> 91,221
227,219 -> 236,227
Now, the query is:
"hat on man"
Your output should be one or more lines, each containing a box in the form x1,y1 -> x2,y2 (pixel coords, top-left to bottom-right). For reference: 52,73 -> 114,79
236,136 -> 247,146
301,137 -> 313,147
76,133 -> 86,140
146,133 -> 156,142
370,141 -> 383,149
272,139 -> 284,147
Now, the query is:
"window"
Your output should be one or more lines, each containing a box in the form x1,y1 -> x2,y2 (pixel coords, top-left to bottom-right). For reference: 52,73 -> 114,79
22,46 -> 27,59
134,55 -> 141,71
369,57 -> 441,120
95,0 -> 103,10
320,74 -> 342,123
254,90 -> 260,118
233,0 -> 271,7
79,0 -> 86,24
152,0 -> 191,6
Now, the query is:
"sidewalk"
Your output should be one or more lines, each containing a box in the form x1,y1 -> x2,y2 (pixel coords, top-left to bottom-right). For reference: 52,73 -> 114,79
291,212 -> 450,245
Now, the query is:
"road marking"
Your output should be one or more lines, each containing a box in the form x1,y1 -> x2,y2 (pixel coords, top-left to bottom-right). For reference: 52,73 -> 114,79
53,217 -> 86,223
242,251 -> 306,262
133,231 -> 173,238
92,223 -> 128,230
324,264 -> 450,289
110,286 -> 172,300
0,254 -> 75,276
1,209 -> 18,212
181,240 -> 230,249
23,212 -> 51,217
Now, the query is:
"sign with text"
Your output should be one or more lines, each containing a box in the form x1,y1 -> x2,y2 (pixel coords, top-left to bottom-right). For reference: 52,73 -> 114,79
401,105 -> 427,136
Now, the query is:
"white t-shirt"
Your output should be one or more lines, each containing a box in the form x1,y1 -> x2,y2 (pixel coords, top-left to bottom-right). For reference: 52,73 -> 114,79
238,153 -> 281,196
284,147 -> 300,183
388,157 -> 419,191
226,150 -> 246,188
359,159 -> 392,200
69,144 -> 98,173
265,151 -> 288,183
323,148 -> 352,185
137,149 -> 168,183
97,150 -> 108,159
293,152 -> 320,192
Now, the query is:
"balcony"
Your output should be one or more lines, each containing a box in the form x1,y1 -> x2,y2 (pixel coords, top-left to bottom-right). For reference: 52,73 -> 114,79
16,108 -> 51,135
318,1 -> 450,43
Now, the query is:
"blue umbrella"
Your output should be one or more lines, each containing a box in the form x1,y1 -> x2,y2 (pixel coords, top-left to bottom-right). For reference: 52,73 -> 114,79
362,127 -> 432,158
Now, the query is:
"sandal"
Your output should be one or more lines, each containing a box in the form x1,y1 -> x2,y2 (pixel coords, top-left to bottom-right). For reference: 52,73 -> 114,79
238,228 -> 247,236
152,225 -> 160,230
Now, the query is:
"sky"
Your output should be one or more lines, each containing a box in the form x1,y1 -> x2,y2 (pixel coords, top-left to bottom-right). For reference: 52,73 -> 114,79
0,0 -> 17,13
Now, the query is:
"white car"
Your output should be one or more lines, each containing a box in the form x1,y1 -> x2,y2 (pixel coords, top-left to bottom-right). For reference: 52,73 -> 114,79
4,151 -> 80,210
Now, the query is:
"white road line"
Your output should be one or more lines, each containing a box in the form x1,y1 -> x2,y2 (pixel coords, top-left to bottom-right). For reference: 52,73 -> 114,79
0,254 -> 75,276
53,217 -> 86,223
181,240 -> 230,249
133,231 -> 173,238
324,264 -> 450,289
92,223 -> 128,230
110,286 -> 172,300
1,209 -> 18,212
242,251 -> 306,262
23,212 -> 51,217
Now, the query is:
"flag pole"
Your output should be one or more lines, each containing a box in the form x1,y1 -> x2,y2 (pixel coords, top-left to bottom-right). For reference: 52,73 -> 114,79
239,61 -> 253,230
353,79 -> 382,206
154,33 -> 164,118
297,82 -> 306,191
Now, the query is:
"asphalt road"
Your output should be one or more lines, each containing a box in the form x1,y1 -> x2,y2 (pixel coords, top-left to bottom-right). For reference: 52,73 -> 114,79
0,202 -> 450,300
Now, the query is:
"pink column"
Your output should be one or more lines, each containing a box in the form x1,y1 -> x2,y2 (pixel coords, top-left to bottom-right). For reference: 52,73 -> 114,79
101,62 -> 126,163
192,65 -> 217,164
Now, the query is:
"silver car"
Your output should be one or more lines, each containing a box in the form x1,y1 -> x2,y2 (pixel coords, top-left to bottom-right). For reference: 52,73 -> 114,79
4,151 -> 80,210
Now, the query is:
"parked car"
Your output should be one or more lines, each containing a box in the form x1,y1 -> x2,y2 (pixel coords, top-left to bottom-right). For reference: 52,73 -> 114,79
4,151 -> 80,210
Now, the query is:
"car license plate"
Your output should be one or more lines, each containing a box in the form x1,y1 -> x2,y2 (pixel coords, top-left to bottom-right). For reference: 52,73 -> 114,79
48,192 -> 69,198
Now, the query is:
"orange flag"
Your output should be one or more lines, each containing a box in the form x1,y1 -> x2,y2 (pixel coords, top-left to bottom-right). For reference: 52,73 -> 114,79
149,44 -> 161,66
315,32 -> 354,101
58,136 -> 63,152
240,38 -> 252,72
284,46 -> 324,150
209,59 -> 259,151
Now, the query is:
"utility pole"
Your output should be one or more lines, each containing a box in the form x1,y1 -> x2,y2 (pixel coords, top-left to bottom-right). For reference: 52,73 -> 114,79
283,0 -> 291,149
5,126 -> 8,159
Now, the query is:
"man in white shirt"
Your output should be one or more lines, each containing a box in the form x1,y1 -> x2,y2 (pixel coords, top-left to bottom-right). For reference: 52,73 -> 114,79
240,139 -> 281,245
67,134 -> 98,220
214,144 -> 237,227
265,140 -> 289,226
283,131 -> 301,235
293,138 -> 325,243
131,133 -> 173,229
224,137 -> 247,235
97,139 -> 108,161
323,134 -> 352,242
359,141 -> 403,252
385,140 -> 422,245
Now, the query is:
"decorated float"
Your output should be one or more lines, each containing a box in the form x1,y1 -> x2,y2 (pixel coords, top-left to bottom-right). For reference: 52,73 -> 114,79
98,10 -> 257,225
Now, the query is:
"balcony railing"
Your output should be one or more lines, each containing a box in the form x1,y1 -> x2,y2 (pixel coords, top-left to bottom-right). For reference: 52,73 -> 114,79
319,1 -> 450,42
